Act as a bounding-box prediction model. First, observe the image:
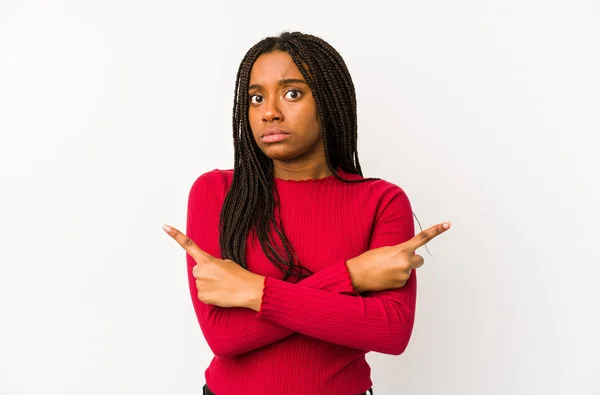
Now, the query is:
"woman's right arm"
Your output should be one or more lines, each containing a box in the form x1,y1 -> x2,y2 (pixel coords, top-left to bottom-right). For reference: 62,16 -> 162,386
186,172 -> 362,358
186,256 -> 360,357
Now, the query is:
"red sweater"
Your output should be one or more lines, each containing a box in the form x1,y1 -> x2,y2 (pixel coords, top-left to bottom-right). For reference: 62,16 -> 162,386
185,168 -> 417,395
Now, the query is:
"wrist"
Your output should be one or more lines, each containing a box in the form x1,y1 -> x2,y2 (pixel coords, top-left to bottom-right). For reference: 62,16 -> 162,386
244,274 -> 265,312
346,258 -> 366,293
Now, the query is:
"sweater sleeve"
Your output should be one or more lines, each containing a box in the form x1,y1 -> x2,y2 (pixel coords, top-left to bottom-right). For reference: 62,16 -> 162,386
186,172 -> 358,358
256,184 -> 417,355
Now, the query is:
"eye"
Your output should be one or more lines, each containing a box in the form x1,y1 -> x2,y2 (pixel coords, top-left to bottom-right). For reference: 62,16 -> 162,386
284,90 -> 302,100
249,94 -> 263,105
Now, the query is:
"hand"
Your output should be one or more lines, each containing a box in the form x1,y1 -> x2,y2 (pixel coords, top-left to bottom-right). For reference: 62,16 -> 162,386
347,222 -> 451,292
162,224 -> 265,310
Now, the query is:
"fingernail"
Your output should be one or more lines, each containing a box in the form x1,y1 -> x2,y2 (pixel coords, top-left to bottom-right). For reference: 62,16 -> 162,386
162,224 -> 172,232
443,222 -> 451,229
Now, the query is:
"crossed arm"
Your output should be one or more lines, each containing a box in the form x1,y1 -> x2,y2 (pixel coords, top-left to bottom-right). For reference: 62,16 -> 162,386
185,256 -> 361,357
185,173 -> 416,358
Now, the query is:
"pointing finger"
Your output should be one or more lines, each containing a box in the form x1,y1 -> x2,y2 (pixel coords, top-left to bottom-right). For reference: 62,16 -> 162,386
401,222 -> 451,251
162,224 -> 210,261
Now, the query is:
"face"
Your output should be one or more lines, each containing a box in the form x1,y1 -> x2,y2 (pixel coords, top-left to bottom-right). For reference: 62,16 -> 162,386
247,51 -> 324,164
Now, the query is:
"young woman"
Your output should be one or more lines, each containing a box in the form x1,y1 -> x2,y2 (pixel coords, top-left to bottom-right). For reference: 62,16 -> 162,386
163,31 -> 451,395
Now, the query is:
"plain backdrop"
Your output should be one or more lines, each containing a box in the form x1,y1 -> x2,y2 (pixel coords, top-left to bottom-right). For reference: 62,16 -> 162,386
1,1 -> 599,394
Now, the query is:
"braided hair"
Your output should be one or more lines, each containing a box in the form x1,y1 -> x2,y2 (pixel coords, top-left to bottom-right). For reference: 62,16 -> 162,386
219,32 -> 414,281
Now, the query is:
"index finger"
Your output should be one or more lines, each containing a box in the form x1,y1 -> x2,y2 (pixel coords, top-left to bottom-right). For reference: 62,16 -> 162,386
162,224 -> 210,260
401,222 -> 451,251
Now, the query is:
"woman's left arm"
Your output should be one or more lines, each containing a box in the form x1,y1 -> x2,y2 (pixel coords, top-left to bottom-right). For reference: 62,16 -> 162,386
254,187 -> 419,355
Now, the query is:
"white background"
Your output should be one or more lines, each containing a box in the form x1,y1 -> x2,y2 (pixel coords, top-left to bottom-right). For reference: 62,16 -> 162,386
1,1 -> 599,394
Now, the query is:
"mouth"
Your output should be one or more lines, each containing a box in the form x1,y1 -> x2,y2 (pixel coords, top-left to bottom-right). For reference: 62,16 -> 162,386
260,128 -> 291,144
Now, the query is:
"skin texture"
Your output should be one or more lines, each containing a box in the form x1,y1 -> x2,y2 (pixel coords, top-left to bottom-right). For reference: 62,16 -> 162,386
247,51 -> 332,181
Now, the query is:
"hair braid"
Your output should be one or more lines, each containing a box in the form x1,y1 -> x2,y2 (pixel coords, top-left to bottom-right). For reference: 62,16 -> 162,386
219,31 -> 421,281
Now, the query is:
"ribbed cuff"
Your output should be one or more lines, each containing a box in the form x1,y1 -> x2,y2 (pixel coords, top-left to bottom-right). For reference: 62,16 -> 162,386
300,259 -> 357,294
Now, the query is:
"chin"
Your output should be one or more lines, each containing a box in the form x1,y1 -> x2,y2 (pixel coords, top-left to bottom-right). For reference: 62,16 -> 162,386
260,144 -> 300,161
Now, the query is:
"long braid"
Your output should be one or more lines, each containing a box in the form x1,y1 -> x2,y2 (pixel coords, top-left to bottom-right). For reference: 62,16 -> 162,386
285,35 -> 364,179
219,32 -> 422,282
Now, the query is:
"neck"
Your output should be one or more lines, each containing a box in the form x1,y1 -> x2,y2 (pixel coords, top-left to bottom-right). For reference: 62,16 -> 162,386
272,161 -> 333,181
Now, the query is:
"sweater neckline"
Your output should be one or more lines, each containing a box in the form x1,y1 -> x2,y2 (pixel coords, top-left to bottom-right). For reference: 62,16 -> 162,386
273,167 -> 347,184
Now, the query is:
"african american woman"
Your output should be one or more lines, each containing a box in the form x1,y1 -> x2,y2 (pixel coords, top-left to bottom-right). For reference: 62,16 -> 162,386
163,31 -> 451,395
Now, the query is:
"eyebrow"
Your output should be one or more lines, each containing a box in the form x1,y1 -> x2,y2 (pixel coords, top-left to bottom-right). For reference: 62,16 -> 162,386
248,79 -> 308,91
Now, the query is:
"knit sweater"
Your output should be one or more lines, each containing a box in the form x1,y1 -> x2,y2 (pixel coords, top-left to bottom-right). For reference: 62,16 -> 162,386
185,168 -> 417,395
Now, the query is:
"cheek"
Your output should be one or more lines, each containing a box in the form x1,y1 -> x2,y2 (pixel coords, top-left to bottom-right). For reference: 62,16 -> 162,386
304,98 -> 320,125
293,103 -> 320,133
304,107 -> 321,137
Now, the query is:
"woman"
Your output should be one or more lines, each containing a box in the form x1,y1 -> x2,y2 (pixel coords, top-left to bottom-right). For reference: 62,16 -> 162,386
163,31 -> 451,395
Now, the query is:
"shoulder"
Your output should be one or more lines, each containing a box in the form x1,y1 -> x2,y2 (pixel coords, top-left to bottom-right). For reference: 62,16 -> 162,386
188,168 -> 234,199
347,170 -> 410,202
354,175 -> 413,220
359,176 -> 415,246
339,168 -> 407,194
335,168 -> 411,210
367,177 -> 409,197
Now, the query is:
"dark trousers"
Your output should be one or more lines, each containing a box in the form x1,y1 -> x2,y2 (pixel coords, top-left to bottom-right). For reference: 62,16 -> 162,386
203,384 -> 373,395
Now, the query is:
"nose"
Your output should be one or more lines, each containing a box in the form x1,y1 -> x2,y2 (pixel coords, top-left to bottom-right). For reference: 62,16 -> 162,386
262,99 -> 283,123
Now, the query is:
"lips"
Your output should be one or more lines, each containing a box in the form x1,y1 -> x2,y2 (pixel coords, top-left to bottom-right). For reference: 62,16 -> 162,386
261,128 -> 290,143
261,128 -> 290,137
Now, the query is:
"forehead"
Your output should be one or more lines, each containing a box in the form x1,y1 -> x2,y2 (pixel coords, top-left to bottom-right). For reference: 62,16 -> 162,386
249,51 -> 304,84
